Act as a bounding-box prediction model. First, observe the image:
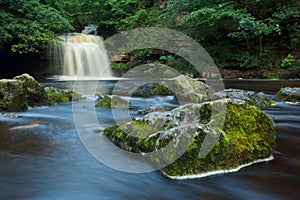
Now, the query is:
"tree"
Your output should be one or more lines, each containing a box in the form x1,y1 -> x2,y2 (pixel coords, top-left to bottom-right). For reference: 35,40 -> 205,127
163,0 -> 300,69
0,0 -> 73,54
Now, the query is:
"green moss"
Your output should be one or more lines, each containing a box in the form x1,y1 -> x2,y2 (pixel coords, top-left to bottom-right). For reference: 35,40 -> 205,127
199,103 -> 212,123
46,87 -> 80,105
258,98 -> 276,107
0,78 -> 28,111
96,95 -> 130,108
104,119 -> 173,153
7,93 -> 28,112
132,83 -> 173,97
153,84 -> 173,96
161,103 -> 276,177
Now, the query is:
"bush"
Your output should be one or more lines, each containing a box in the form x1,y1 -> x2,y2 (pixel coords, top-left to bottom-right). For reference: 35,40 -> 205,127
280,54 -> 295,69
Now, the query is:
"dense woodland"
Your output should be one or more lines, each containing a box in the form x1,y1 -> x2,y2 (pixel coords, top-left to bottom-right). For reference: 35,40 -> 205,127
0,0 -> 299,75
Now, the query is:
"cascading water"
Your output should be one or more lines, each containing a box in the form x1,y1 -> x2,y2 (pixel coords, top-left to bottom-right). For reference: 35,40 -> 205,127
51,33 -> 114,80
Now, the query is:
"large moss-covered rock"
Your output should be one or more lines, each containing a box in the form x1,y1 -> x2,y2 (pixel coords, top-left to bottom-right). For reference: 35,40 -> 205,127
132,75 -> 214,103
0,74 -> 48,111
13,74 -> 48,106
96,95 -> 130,108
0,74 -> 80,112
103,99 -> 276,178
276,87 -> 300,103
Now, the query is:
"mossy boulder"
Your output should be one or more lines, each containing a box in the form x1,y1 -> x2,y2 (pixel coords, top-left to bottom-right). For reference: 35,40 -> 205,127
132,83 -> 173,97
168,75 -> 214,103
132,75 -> 214,103
0,74 -> 80,112
96,95 -> 130,108
13,74 -> 48,106
45,87 -> 81,105
103,99 -> 276,178
212,89 -> 276,108
275,87 -> 300,103
0,74 -> 48,112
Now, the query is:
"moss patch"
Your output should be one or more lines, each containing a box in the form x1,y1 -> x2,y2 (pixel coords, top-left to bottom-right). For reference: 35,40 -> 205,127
45,87 -> 81,105
96,95 -> 130,108
161,103 -> 276,177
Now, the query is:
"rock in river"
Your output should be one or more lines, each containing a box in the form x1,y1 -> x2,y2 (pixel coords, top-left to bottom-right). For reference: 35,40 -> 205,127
133,75 -> 214,103
276,87 -> 300,103
0,74 -> 48,111
0,74 -> 80,112
103,99 -> 276,179
212,89 -> 276,107
96,95 -> 130,108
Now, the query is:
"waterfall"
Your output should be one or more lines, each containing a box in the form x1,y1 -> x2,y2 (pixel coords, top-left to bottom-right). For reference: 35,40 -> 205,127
51,33 -> 114,80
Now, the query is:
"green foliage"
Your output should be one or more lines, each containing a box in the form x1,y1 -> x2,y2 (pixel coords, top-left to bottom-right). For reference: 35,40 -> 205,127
280,54 -> 296,69
165,57 -> 198,75
164,0 -> 300,70
104,0 -> 163,31
0,0 -> 73,54
1,0 -> 299,72
110,62 -> 130,74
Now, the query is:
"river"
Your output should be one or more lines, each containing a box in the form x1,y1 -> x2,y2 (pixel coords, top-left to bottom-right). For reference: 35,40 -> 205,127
0,80 -> 299,199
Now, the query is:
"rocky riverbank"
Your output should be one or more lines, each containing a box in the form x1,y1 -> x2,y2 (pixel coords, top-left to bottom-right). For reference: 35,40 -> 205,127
0,74 -> 79,112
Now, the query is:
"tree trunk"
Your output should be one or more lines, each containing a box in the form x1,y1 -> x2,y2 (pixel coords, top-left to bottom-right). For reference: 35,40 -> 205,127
259,35 -> 263,57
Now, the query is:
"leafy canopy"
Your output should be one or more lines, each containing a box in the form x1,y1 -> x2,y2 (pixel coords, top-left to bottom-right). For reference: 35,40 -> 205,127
0,0 -> 72,54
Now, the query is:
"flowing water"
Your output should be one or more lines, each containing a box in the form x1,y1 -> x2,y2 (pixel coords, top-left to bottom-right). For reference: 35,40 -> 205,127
0,80 -> 299,200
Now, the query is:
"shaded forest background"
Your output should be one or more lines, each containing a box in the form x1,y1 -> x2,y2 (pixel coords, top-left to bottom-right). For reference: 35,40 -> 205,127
0,0 -> 299,77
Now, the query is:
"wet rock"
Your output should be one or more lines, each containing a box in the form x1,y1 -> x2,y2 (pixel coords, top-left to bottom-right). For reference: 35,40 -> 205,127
276,87 -> 300,103
212,89 -> 276,107
104,99 -> 276,178
13,74 -> 48,106
133,83 -> 173,97
96,95 -> 130,108
0,74 -> 81,112
1,112 -> 17,118
132,75 -> 214,103
137,106 -> 174,115
168,75 -> 214,103
45,87 -> 81,105
0,74 -> 48,112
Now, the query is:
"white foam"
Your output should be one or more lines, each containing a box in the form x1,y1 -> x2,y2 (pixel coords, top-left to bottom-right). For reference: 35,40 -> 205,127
285,101 -> 300,105
163,156 -> 274,180
47,75 -> 126,81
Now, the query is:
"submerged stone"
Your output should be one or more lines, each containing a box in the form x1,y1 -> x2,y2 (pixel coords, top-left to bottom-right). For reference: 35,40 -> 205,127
276,87 -> 300,103
96,95 -> 130,108
103,99 -> 276,179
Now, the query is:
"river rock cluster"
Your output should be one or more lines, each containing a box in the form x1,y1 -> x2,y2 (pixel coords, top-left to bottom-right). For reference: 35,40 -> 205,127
103,75 -> 277,179
0,74 -> 78,112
